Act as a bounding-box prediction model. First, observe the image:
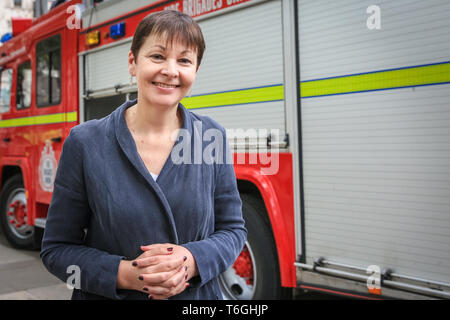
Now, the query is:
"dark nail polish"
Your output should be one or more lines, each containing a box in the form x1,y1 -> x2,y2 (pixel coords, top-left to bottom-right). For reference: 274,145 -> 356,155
183,256 -> 187,261
185,273 -> 188,280
143,287 -> 148,291
184,266 -> 188,271
138,276 -> 144,281
167,247 -> 173,252
132,261 -> 137,267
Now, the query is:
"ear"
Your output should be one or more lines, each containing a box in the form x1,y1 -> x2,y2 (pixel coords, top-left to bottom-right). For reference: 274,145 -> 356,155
128,51 -> 136,76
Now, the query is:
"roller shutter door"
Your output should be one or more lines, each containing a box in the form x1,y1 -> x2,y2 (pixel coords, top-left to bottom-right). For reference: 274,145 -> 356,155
298,0 -> 450,283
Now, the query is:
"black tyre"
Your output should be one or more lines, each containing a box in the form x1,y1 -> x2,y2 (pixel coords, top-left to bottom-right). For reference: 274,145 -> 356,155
219,193 -> 291,300
0,174 -> 35,249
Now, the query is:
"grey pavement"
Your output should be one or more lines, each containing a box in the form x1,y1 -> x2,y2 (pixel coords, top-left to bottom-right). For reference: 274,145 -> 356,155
0,229 -> 72,300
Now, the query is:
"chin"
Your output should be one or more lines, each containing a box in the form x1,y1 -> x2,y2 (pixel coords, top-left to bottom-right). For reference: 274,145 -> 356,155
145,97 -> 180,109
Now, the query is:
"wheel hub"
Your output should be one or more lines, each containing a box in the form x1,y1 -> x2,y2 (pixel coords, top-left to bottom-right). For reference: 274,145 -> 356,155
232,246 -> 254,285
5,188 -> 33,240
219,242 -> 256,300
8,200 -> 27,228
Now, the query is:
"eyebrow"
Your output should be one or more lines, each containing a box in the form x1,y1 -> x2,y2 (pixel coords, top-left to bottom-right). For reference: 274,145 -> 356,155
151,45 -> 193,54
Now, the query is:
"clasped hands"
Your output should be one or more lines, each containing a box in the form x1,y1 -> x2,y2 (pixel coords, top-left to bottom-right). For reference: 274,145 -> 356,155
117,243 -> 198,299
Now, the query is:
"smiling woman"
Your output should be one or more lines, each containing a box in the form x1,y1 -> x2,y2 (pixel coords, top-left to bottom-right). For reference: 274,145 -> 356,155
128,36 -> 197,111
40,10 -> 247,301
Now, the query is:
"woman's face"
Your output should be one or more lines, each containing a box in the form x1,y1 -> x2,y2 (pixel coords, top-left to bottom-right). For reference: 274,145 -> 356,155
128,34 -> 198,110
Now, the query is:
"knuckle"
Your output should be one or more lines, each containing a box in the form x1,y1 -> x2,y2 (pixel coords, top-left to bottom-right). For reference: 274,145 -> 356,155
159,274 -> 168,282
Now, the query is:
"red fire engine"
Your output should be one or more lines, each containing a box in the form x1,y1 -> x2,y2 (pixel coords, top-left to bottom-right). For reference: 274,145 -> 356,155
1,0 -> 449,300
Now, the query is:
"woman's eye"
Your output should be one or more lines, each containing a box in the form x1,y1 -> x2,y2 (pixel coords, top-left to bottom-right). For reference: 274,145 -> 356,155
180,58 -> 192,64
150,54 -> 164,60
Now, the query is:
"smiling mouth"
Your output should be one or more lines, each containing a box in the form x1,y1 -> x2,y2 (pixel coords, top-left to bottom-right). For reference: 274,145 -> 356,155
152,82 -> 180,88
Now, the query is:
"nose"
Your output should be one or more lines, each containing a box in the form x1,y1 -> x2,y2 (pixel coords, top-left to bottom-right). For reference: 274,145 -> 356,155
161,59 -> 178,78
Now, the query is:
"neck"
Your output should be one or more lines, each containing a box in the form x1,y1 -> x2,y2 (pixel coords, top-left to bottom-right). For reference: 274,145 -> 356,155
126,100 -> 182,137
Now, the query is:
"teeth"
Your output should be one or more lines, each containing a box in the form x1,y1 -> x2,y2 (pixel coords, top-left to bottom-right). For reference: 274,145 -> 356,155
154,82 -> 177,88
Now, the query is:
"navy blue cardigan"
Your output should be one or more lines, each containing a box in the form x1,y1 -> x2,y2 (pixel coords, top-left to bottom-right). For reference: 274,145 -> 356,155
40,99 -> 247,300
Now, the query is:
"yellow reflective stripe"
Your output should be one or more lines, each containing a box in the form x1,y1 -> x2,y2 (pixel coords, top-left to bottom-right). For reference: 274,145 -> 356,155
182,61 -> 450,106
301,61 -> 450,98
181,85 -> 284,109
65,111 -> 78,122
0,111 -> 78,128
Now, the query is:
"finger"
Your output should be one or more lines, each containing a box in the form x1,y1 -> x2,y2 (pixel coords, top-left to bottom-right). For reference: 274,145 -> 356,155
133,256 -> 156,268
145,273 -> 189,300
132,255 -> 163,268
147,257 -> 185,273
138,247 -> 174,259
149,283 -> 190,300
140,243 -> 162,251
159,264 -> 186,289
132,252 -> 166,266
134,248 -> 173,261
139,265 -> 181,287
164,270 -> 190,298
135,255 -> 184,272
170,272 -> 190,296
140,244 -> 174,253
142,284 -> 171,297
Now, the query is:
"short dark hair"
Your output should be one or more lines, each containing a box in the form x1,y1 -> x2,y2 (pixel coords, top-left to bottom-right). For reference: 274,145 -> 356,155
130,10 -> 206,68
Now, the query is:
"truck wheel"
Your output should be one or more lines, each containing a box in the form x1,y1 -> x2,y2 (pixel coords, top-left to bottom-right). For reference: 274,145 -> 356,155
0,174 -> 35,249
219,194 -> 290,300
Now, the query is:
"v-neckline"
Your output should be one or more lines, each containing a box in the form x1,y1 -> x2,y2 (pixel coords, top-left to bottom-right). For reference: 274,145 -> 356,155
119,100 -> 188,184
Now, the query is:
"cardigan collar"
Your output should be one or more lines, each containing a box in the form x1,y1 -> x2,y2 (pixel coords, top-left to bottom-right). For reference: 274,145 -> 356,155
113,99 -> 192,244
114,98 -> 192,181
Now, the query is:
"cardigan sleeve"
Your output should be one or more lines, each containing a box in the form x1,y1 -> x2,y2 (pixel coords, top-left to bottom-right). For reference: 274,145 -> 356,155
181,128 -> 247,287
40,128 -> 127,300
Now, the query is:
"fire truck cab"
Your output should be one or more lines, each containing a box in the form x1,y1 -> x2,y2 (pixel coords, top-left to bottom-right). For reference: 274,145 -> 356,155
0,1 -> 81,248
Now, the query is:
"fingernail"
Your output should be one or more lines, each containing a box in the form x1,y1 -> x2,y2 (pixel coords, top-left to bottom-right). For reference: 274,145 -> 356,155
185,273 -> 188,280
143,287 -> 148,291
184,266 -> 188,271
167,247 -> 173,252
138,276 -> 144,281
183,256 -> 187,261
132,261 -> 137,267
